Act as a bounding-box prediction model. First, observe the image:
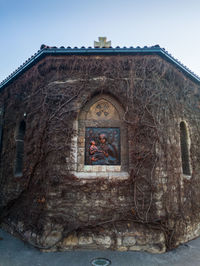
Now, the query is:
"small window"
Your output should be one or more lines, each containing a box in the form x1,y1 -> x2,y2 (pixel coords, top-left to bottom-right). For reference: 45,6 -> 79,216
14,120 -> 26,177
0,107 -> 4,154
180,121 -> 191,175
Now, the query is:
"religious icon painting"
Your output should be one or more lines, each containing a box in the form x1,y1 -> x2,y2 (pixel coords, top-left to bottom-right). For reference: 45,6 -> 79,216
85,127 -> 120,165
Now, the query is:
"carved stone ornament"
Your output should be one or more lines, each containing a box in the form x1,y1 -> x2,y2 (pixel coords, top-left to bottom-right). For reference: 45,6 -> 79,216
86,99 -> 119,120
94,37 -> 111,48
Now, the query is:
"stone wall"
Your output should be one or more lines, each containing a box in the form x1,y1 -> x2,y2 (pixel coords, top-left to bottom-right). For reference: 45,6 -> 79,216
0,54 -> 200,252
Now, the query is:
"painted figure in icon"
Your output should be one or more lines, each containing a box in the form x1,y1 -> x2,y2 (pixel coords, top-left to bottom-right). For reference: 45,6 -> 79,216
89,140 -> 100,162
89,133 -> 118,165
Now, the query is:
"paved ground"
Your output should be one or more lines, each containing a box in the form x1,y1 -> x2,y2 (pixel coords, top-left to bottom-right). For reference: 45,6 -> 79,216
1,229 -> 200,266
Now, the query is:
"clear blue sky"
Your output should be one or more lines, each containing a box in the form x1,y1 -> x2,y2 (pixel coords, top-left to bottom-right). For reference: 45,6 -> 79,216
1,0 -> 200,82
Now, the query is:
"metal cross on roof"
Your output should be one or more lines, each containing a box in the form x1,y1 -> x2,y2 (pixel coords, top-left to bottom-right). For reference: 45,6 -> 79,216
94,37 -> 111,48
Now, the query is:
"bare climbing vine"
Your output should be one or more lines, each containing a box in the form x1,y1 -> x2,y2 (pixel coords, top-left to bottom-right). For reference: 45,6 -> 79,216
0,55 -> 200,250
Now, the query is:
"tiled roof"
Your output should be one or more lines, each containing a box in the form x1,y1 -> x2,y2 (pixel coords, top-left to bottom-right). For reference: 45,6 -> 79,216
0,45 -> 200,90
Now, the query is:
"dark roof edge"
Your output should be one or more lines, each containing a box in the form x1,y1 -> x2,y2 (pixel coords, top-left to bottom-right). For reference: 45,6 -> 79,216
1,46 -> 200,90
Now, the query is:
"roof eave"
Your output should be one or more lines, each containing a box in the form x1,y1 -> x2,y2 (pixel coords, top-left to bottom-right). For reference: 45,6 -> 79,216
0,47 -> 199,90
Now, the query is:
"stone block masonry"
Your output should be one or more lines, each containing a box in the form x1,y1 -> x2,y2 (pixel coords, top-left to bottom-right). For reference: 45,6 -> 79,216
0,53 -> 200,253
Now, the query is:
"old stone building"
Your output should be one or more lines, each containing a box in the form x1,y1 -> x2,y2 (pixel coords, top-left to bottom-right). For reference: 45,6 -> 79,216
0,38 -> 200,253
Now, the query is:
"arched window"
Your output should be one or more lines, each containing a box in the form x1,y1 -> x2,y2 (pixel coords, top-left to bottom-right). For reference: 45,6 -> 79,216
76,94 -> 128,175
0,106 -> 4,154
180,121 -> 191,175
14,120 -> 26,177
